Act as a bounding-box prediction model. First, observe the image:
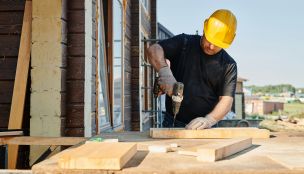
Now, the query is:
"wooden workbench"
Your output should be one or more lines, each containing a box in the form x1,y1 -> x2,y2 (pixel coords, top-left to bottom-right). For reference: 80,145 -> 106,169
32,131 -> 304,174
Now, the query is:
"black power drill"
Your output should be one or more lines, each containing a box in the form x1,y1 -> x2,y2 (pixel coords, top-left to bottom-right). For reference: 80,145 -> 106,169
154,78 -> 184,127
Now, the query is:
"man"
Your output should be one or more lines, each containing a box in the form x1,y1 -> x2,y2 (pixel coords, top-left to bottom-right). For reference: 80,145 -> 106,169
147,9 -> 238,129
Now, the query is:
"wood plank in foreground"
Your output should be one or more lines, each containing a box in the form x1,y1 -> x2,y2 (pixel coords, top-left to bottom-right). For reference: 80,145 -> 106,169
58,142 -> 137,170
150,128 -> 270,139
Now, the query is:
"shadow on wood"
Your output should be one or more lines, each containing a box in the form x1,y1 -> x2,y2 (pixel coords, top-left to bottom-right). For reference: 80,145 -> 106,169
223,144 -> 260,160
124,151 -> 149,168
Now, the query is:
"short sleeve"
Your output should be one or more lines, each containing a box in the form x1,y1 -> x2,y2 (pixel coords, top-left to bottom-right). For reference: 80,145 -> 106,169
158,34 -> 186,62
221,63 -> 237,97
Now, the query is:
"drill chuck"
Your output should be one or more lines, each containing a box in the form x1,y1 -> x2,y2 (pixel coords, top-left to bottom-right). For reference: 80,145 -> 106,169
172,82 -> 184,116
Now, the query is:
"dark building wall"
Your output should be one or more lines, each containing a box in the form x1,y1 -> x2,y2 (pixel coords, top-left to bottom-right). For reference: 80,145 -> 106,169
129,0 -> 156,131
65,0 -> 85,137
130,0 -> 140,130
123,0 -> 133,131
66,0 -> 97,136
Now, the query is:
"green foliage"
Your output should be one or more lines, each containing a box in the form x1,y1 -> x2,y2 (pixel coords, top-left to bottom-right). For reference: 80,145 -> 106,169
246,84 -> 296,94
284,103 -> 304,115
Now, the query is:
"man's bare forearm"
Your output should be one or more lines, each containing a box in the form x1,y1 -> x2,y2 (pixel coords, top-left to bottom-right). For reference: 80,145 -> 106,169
147,44 -> 168,72
208,96 -> 233,121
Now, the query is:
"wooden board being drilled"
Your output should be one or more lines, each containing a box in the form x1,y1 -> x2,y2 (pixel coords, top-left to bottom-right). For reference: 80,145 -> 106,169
58,142 -> 137,170
150,128 -> 270,139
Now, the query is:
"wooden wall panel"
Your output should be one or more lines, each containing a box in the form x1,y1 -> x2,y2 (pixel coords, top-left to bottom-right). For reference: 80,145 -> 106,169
0,58 -> 17,80
0,11 -> 23,34
67,34 -> 85,57
67,11 -> 84,33
0,0 -> 25,11
130,0 -> 140,131
66,0 -> 85,137
0,35 -> 20,57
0,81 -> 14,104
123,0 -> 132,130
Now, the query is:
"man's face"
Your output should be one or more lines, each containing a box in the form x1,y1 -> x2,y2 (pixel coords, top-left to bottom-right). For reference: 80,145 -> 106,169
201,35 -> 222,55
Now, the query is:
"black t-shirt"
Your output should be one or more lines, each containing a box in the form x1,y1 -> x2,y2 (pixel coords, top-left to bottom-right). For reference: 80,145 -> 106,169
158,33 -> 237,124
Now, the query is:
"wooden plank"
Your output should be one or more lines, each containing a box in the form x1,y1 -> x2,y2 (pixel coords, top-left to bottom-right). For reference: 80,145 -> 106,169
0,131 -> 23,137
178,138 -> 252,161
7,0 -> 32,169
197,138 -> 252,162
150,128 -> 270,139
2,136 -> 86,146
58,142 -> 137,170
267,153 -> 304,170
0,170 -> 31,174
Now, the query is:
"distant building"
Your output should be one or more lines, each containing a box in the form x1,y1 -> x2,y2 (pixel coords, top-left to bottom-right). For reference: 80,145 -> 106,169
158,22 -> 174,39
245,97 -> 284,115
233,77 -> 248,119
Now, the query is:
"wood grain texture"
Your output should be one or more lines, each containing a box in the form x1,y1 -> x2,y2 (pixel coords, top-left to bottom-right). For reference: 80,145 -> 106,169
150,128 -> 270,139
58,142 -> 137,170
267,153 -> 304,169
197,138 -> 252,162
7,0 -> 32,169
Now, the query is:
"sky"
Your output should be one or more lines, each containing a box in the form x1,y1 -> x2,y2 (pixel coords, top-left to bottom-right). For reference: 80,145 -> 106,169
157,0 -> 304,88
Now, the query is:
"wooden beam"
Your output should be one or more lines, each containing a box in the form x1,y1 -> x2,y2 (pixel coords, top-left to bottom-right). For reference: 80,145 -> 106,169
58,142 -> 137,170
0,131 -> 23,137
150,128 -> 270,139
7,0 -> 32,169
2,136 -> 86,146
178,138 -> 252,162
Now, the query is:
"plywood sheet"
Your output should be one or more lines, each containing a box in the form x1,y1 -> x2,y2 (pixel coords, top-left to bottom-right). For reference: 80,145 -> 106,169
58,142 -> 137,170
150,128 -> 270,139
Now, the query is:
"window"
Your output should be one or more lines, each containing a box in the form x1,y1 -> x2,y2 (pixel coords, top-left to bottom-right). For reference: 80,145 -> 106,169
97,0 -> 111,131
112,0 -> 123,127
141,0 -> 150,12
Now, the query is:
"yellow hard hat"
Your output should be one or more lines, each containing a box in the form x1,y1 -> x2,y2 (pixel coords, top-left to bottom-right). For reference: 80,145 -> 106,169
204,9 -> 237,48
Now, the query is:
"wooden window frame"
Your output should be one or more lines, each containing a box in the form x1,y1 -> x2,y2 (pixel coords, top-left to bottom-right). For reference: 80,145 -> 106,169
105,0 -> 124,131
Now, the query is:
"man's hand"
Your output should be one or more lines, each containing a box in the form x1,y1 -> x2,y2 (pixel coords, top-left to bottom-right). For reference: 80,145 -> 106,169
158,66 -> 177,96
185,115 -> 218,130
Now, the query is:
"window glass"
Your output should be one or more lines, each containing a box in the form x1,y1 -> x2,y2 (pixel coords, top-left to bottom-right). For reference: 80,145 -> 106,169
98,0 -> 110,130
113,0 -> 123,127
